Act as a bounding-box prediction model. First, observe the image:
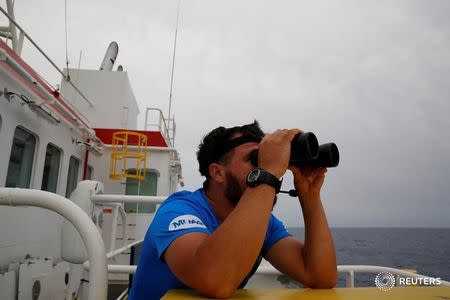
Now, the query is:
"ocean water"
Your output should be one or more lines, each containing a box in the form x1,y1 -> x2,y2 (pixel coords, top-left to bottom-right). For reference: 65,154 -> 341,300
287,227 -> 450,287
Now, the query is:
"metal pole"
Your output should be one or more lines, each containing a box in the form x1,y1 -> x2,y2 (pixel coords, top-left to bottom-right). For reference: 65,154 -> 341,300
92,194 -> 166,204
144,107 -> 149,131
83,239 -> 143,270
167,0 -> 181,131
5,0 -> 18,53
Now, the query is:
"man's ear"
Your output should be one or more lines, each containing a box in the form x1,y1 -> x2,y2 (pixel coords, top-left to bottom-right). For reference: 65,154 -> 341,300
208,163 -> 226,184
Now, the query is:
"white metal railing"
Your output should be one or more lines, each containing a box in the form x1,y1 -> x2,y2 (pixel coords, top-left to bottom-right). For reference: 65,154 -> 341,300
0,3 -> 106,154
92,194 -> 166,204
91,193 -> 450,289
338,265 -> 450,287
144,107 -> 175,147
0,188 -> 108,300
257,264 -> 450,287
90,193 -> 164,262
117,288 -> 129,300
0,47 -> 96,139
88,194 -> 165,275
0,20 -> 106,154
79,252 -> 450,289
83,239 -> 143,273
94,203 -> 128,253
103,145 -> 178,152
0,3 -> 93,107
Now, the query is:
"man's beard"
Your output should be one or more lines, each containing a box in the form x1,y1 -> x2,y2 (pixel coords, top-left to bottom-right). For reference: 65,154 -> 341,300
225,172 -> 278,208
225,172 -> 244,206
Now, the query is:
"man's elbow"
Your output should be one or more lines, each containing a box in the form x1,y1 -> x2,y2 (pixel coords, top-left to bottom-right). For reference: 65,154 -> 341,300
307,272 -> 337,289
198,282 -> 235,299
302,268 -> 337,289
196,274 -> 236,298
310,276 -> 337,289
200,288 -> 234,299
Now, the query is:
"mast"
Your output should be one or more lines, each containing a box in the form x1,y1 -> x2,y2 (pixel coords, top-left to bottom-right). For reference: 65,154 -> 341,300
167,0 -> 181,145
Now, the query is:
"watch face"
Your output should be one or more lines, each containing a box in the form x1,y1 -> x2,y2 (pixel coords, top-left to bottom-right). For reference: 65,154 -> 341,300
247,168 -> 261,183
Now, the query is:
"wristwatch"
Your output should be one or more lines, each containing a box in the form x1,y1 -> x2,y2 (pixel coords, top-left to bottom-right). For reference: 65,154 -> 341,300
246,168 -> 282,193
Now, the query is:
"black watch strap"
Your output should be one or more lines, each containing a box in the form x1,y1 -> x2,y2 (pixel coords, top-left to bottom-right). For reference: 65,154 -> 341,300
246,168 -> 282,193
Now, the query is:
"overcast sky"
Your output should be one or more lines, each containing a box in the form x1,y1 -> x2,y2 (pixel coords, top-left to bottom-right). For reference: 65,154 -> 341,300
10,0 -> 450,227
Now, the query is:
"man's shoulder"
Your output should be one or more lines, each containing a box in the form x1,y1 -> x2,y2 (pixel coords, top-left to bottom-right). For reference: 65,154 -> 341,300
158,188 -> 207,212
149,188 -> 211,234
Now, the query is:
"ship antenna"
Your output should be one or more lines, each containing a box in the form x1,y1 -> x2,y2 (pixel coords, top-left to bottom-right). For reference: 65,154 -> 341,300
168,0 -> 181,140
64,0 -> 70,79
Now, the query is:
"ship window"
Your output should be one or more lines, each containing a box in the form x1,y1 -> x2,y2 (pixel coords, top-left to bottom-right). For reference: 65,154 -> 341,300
86,165 -> 94,180
66,156 -> 80,198
6,127 -> 37,188
41,144 -> 61,193
125,169 -> 159,213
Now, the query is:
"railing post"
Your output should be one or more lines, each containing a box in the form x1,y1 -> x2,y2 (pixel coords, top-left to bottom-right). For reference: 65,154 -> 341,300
110,205 -> 119,253
144,107 -> 149,131
345,270 -> 355,287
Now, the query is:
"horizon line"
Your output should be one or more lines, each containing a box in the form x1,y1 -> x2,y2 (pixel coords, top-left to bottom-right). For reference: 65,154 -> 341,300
288,226 -> 450,229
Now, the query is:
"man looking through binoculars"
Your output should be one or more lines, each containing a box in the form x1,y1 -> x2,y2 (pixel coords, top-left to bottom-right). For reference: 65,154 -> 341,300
129,121 -> 337,299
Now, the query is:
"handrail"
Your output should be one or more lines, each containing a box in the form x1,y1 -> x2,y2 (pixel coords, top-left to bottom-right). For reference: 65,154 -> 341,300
144,107 -> 174,147
92,194 -> 166,204
256,264 -> 450,287
0,5 -> 93,107
0,48 -> 96,138
79,260 -> 450,289
0,188 -> 108,300
83,239 -> 143,272
103,144 -> 178,152
338,265 -> 450,287
95,203 -> 128,253
72,225 -> 450,289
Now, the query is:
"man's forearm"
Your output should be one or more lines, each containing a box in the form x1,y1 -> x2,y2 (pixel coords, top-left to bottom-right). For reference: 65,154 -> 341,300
300,195 -> 337,287
194,186 -> 275,295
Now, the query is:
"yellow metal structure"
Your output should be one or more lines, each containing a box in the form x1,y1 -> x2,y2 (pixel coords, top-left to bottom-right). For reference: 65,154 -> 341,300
109,131 -> 147,181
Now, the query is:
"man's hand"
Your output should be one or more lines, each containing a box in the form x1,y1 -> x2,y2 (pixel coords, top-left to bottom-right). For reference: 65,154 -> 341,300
289,166 -> 327,201
258,129 -> 302,178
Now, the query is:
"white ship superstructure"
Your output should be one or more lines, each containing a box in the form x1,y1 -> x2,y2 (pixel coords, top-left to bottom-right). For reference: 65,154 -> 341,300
0,1 -> 182,298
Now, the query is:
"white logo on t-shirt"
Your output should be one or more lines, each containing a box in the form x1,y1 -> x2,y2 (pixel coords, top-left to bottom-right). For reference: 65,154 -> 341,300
168,214 -> 207,231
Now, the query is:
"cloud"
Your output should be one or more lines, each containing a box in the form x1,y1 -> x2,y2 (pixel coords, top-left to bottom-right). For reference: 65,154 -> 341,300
14,0 -> 450,227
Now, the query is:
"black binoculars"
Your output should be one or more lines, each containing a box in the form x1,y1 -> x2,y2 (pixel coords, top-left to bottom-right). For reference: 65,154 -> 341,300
290,132 -> 339,168
250,132 -> 339,168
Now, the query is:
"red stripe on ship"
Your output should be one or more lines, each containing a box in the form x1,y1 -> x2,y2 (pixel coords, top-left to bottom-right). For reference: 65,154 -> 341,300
94,128 -> 168,147
0,39 -> 90,130
0,61 -> 84,135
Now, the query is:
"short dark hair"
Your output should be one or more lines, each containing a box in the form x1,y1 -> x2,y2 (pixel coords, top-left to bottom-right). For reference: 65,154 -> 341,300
197,120 -> 264,189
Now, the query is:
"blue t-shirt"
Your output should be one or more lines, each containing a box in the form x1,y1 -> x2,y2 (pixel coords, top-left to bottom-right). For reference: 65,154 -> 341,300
128,188 -> 291,299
